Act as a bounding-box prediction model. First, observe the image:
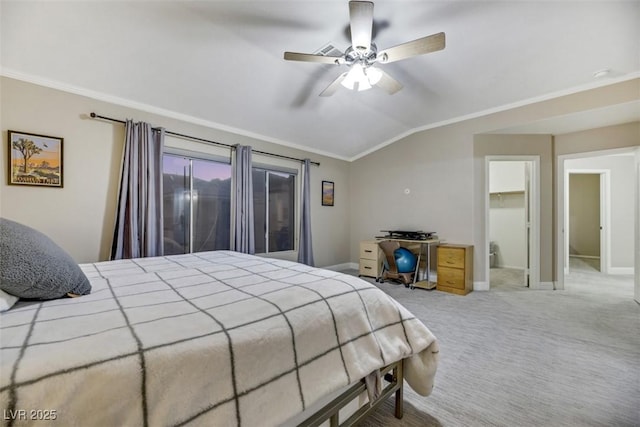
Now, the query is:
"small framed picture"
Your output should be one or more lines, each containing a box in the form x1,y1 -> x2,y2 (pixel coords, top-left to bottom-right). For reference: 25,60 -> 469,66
8,130 -> 63,187
322,180 -> 334,206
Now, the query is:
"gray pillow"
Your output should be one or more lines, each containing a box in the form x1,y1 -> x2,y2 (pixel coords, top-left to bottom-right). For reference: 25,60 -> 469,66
0,218 -> 91,299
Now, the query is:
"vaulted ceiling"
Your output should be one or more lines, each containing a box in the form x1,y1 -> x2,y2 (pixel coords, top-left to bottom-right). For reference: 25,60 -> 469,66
1,1 -> 639,160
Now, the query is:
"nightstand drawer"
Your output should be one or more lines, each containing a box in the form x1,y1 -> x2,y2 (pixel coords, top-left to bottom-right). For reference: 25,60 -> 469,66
438,246 -> 465,269
359,242 -> 380,259
437,266 -> 465,289
359,258 -> 380,277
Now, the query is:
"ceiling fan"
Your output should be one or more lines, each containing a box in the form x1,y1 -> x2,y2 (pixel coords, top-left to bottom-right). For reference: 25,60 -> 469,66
284,1 -> 445,96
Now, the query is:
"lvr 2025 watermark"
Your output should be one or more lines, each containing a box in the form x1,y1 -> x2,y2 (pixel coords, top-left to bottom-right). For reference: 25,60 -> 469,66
3,409 -> 57,421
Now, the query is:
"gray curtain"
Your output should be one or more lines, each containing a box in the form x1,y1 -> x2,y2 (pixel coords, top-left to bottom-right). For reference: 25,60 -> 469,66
232,145 -> 255,254
111,120 -> 164,260
297,159 -> 314,266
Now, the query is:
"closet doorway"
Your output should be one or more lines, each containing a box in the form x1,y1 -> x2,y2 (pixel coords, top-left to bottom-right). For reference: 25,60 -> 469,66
486,157 -> 540,290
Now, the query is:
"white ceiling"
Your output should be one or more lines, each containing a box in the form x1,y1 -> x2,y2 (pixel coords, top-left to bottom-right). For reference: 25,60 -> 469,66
1,1 -> 639,160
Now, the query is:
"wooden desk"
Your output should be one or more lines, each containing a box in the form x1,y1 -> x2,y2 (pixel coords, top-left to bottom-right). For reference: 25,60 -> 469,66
376,238 -> 440,290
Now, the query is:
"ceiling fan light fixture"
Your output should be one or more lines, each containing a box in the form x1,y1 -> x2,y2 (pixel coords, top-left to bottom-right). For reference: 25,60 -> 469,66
283,1 -> 446,96
340,63 -> 382,91
341,63 -> 370,91
366,66 -> 382,85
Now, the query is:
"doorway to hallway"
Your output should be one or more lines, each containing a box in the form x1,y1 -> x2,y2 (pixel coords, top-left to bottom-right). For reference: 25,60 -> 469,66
567,172 -> 605,273
556,148 -> 637,302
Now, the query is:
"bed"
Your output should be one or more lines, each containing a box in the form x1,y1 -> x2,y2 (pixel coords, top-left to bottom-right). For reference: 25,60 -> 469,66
0,250 -> 439,426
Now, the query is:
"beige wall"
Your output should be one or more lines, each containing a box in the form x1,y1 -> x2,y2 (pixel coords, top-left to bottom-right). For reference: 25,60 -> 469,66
555,122 -> 640,156
0,77 -> 351,267
636,148 -> 640,303
349,123 -> 476,253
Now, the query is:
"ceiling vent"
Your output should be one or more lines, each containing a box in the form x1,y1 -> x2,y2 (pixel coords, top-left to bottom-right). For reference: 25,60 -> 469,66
315,43 -> 343,57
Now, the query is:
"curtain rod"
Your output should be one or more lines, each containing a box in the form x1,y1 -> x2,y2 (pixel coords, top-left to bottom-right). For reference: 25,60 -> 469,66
89,112 -> 320,167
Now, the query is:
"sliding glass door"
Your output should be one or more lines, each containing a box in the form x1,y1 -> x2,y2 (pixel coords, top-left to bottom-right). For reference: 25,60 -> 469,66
253,168 -> 295,253
163,154 -> 231,255
163,154 -> 295,255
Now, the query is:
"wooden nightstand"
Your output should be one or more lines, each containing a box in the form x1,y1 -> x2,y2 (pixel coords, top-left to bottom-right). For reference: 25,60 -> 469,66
437,244 -> 473,295
359,240 -> 382,279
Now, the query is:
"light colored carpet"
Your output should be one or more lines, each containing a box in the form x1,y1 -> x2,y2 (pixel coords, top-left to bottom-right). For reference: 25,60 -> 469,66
569,256 -> 601,272
490,267 -> 525,290
342,268 -> 638,427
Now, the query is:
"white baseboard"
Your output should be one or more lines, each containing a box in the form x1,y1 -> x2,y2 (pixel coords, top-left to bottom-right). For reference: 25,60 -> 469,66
608,267 -> 634,275
323,262 -> 358,272
474,281 -> 490,291
494,265 -> 526,270
472,281 -> 555,291
569,254 -> 600,260
531,281 -> 554,290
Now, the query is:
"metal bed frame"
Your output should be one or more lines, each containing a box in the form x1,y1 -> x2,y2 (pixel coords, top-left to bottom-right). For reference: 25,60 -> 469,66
299,359 -> 404,426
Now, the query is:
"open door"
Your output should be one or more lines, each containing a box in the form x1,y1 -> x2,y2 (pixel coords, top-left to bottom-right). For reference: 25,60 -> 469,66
635,147 -> 640,303
524,162 -> 532,287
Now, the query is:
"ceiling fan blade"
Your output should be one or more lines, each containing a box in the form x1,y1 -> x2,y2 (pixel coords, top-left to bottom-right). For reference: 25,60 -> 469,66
320,73 -> 348,97
349,1 -> 374,50
374,70 -> 403,95
284,52 -> 344,65
377,32 -> 445,64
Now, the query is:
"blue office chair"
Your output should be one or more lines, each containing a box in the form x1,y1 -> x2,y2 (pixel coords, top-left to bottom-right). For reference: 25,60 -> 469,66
377,240 -> 415,286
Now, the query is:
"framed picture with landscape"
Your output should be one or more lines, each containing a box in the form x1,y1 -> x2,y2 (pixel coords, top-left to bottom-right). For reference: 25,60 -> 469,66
8,130 -> 63,187
322,180 -> 334,206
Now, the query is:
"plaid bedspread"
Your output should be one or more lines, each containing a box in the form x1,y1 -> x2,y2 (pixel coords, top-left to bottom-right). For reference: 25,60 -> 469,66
0,251 -> 438,426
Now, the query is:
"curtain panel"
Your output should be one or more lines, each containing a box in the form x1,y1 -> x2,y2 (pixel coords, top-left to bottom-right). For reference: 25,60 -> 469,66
111,120 -> 164,260
297,159 -> 314,266
232,145 -> 255,254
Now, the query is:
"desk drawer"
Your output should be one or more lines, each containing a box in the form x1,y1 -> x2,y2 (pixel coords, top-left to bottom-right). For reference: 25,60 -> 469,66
437,266 -> 465,290
359,242 -> 380,260
438,246 -> 465,269
359,258 -> 380,277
